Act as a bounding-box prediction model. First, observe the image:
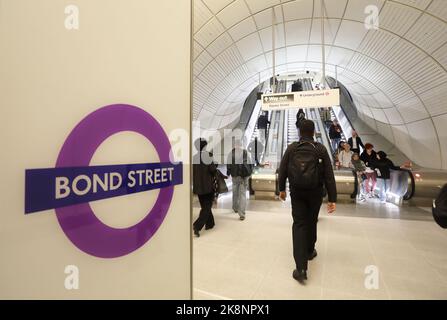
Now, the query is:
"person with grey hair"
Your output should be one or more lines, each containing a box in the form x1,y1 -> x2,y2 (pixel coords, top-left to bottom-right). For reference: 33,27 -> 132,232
227,139 -> 253,221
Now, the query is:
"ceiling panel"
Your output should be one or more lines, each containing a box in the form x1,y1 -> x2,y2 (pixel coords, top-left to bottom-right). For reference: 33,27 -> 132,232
327,47 -> 355,67
285,20 -> 312,45
309,18 -> 340,44
395,95 -> 429,123
253,6 -> 284,29
259,24 -> 286,50
407,118 -> 442,169
432,42 -> 447,69
282,0 -> 314,22
401,56 -> 447,95
379,1 -> 421,36
393,0 -> 432,10
236,32 -> 264,61
228,17 -> 257,41
193,40 -> 204,60
202,0 -> 235,14
419,81 -> 447,117
195,17 -> 225,48
433,113 -> 447,169
391,125 -> 414,160
406,13 -> 447,54
217,0 -> 251,29
245,0 -> 280,14
194,0 -> 214,33
215,45 -> 245,73
207,32 -> 234,57
194,50 -> 214,76
334,20 -> 369,50
427,0 -> 447,22
246,54 -> 268,73
313,0 -> 348,18
384,107 -> 405,125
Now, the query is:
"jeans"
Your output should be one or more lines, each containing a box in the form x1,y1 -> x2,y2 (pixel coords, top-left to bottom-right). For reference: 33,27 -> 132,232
232,176 -> 249,217
378,178 -> 390,202
193,193 -> 215,231
365,172 -> 377,194
331,138 -> 341,153
290,188 -> 323,271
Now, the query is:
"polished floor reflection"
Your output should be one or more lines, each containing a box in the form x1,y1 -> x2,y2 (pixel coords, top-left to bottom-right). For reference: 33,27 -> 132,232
193,195 -> 447,300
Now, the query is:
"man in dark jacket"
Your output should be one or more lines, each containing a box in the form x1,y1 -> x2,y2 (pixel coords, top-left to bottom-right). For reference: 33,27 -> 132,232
329,119 -> 342,153
227,140 -> 253,221
374,151 -> 402,203
278,120 -> 337,284
348,130 -> 365,154
257,112 -> 270,145
193,139 -> 217,237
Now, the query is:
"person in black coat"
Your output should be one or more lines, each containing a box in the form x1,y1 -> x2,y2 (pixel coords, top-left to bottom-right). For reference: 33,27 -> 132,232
433,184 -> 447,229
278,120 -> 337,284
348,130 -> 365,154
192,139 -> 217,237
374,151 -> 401,203
329,119 -> 342,152
296,109 -> 306,123
257,112 -> 270,144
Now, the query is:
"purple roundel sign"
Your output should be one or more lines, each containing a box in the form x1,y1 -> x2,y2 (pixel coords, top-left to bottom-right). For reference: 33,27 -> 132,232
52,104 -> 178,258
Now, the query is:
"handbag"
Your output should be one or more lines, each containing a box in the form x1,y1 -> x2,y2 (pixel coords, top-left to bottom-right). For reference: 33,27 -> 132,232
214,170 -> 228,194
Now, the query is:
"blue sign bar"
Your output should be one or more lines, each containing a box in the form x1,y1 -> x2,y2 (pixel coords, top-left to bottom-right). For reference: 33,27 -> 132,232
25,162 -> 183,214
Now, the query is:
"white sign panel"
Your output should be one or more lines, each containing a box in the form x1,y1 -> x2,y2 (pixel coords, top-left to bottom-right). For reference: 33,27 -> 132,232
262,89 -> 340,110
0,0 -> 191,299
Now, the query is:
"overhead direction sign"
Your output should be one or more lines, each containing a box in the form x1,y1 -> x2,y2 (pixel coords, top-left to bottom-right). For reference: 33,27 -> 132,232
262,89 -> 340,110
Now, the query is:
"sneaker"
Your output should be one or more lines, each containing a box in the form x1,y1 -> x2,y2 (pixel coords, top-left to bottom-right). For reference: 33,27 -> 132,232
292,269 -> 307,284
193,229 -> 200,237
358,196 -> 366,202
239,215 -> 246,221
381,200 -> 387,204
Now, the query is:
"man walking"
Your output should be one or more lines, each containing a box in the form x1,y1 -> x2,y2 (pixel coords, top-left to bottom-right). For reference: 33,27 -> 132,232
257,112 -> 270,146
278,120 -> 337,283
329,119 -> 342,153
227,140 -> 253,221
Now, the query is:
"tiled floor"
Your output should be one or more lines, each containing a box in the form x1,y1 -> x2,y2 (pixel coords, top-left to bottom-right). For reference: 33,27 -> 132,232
193,196 -> 447,300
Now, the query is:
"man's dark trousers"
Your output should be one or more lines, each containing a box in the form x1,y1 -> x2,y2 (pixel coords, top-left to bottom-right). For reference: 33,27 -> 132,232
290,188 -> 323,271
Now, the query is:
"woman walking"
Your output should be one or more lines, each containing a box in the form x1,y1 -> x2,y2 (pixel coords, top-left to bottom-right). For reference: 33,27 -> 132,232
193,139 -> 217,237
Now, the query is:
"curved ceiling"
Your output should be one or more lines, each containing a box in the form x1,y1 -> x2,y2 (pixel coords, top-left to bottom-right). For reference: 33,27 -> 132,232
193,0 -> 447,170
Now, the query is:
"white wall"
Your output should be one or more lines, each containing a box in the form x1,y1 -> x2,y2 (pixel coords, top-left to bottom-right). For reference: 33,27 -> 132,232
0,0 -> 191,299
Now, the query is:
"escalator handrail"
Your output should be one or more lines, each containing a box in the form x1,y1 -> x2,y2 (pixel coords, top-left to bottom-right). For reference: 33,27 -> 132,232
400,168 -> 415,201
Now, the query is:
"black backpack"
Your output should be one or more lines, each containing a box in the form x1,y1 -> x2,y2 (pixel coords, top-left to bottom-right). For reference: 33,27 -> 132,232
288,141 -> 321,189
232,149 -> 253,178
433,184 -> 447,229
238,150 -> 253,178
